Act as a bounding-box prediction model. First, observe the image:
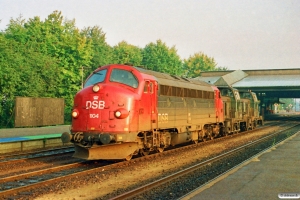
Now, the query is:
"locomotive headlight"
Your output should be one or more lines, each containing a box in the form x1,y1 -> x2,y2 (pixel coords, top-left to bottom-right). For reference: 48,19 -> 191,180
72,109 -> 79,118
114,108 -> 129,119
92,84 -> 100,92
115,111 -> 122,118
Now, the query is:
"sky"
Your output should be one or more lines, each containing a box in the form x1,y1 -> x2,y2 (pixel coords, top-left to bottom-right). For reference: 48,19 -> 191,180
1,0 -> 299,70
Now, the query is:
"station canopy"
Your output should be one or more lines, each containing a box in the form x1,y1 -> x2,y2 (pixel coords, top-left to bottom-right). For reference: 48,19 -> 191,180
195,69 -> 300,98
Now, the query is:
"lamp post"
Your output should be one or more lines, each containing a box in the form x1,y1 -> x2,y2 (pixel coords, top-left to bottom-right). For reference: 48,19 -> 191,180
81,66 -> 84,89
80,66 -> 89,89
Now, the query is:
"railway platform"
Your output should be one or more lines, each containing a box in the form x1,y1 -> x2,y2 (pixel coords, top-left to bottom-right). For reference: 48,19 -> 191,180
0,125 -> 70,138
0,125 -> 70,154
182,131 -> 300,200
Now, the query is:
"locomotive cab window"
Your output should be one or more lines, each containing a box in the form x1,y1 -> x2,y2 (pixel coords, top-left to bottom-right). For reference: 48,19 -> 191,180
84,69 -> 107,87
110,69 -> 138,88
240,92 -> 251,99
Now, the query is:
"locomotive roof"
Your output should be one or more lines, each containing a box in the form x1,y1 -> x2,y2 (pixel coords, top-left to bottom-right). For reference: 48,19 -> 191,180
134,66 -> 214,91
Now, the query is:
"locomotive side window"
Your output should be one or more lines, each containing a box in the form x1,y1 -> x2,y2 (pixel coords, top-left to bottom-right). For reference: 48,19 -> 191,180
144,81 -> 153,93
191,89 -> 197,98
144,82 -> 148,93
198,90 -> 203,98
159,84 -> 214,99
203,91 -> 208,98
84,69 -> 107,87
241,92 -> 251,99
110,69 -> 138,88
149,82 -> 153,93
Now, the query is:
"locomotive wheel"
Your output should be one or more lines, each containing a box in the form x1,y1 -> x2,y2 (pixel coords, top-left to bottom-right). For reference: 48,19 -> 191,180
157,147 -> 164,153
125,154 -> 133,161
140,149 -> 150,156
208,132 -> 214,140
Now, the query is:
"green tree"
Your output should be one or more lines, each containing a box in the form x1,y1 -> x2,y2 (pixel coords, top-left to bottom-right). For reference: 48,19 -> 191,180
112,41 -> 142,66
183,52 -> 218,78
1,11 -> 94,125
215,66 -> 229,71
0,34 -> 21,127
142,40 -> 183,75
4,15 -> 28,44
279,98 -> 295,111
81,26 -> 112,70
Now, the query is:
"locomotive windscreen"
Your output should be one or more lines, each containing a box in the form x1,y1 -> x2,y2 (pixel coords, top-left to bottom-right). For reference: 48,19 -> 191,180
84,69 -> 107,87
110,69 -> 139,88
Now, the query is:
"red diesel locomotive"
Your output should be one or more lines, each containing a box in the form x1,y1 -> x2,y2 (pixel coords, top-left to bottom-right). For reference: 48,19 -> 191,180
61,64 -> 225,160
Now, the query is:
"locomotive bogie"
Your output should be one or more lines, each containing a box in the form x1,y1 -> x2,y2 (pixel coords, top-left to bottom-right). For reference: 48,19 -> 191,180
171,131 -> 192,146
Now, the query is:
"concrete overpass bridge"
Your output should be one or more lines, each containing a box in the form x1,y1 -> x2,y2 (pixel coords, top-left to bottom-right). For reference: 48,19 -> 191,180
195,68 -> 300,116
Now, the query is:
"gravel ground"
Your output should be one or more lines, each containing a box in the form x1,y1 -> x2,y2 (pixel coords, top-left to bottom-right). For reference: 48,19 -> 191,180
0,153 -> 78,178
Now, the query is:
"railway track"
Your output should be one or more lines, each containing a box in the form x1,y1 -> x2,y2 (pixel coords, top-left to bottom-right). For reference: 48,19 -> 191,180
0,146 -> 74,162
111,123 -> 300,200
0,147 -> 78,179
0,159 -> 115,199
0,122 -> 296,199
